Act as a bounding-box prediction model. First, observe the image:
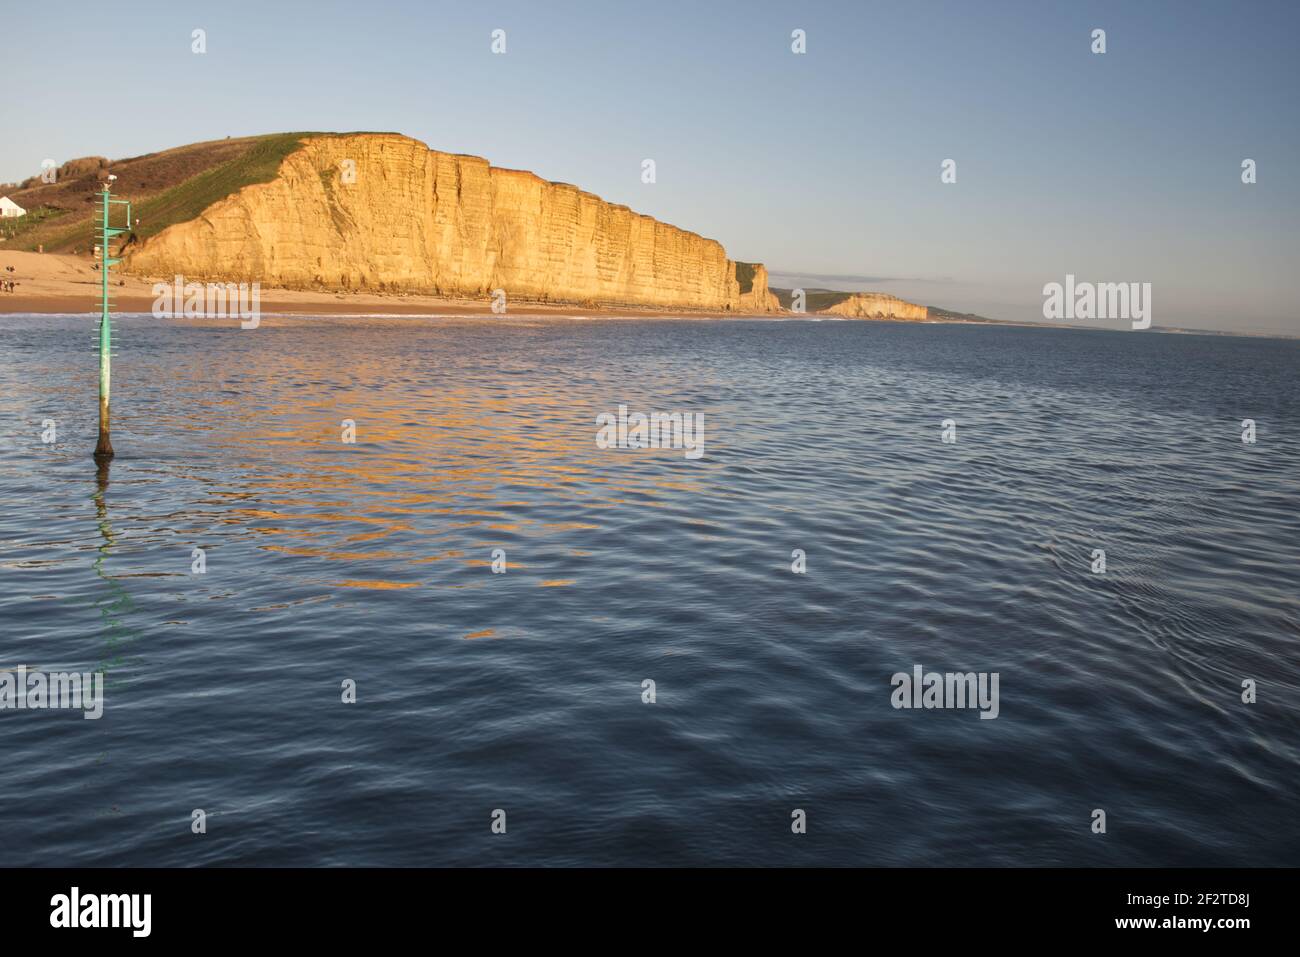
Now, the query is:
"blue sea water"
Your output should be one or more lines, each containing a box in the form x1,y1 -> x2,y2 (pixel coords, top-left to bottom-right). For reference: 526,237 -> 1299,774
0,313 -> 1297,866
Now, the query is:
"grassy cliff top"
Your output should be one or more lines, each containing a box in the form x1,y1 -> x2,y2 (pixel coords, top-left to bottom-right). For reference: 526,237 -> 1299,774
2,132 -> 326,254
129,133 -> 318,243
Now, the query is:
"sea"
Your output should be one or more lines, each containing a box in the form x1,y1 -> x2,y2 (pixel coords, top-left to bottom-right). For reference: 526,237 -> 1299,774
1,313 -> 1297,866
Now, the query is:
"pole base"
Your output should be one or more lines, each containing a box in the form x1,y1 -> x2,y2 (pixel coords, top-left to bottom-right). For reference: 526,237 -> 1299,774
94,436 -> 114,460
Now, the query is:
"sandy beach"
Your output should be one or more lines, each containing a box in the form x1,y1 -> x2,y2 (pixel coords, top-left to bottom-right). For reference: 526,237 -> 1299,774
0,250 -> 779,319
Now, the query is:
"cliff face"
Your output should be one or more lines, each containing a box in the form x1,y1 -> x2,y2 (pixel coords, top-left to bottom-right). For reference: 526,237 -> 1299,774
123,133 -> 777,312
821,293 -> 928,321
735,262 -> 780,313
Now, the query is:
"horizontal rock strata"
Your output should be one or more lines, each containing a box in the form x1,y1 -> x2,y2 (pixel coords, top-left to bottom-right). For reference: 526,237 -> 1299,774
124,133 -> 778,312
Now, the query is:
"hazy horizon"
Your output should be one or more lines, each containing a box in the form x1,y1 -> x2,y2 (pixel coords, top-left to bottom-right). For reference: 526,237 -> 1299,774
4,0 -> 1296,333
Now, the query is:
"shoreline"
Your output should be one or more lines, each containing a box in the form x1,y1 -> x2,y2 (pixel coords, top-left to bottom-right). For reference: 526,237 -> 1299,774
3,251 -> 1285,337
0,296 -> 997,323
0,249 -> 942,322
0,293 -> 778,319
0,250 -> 789,319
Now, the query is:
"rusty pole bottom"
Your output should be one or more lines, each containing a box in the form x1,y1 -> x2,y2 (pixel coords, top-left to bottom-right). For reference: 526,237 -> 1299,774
94,414 -> 114,459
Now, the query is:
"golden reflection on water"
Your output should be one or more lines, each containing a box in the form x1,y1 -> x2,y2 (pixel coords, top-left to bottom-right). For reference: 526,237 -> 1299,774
153,317 -> 711,601
330,580 -> 422,590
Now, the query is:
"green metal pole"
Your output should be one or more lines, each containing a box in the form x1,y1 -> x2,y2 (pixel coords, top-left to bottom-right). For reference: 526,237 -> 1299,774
95,185 -> 114,460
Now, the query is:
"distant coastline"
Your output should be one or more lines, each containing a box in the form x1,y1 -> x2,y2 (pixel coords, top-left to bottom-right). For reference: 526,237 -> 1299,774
0,249 -> 936,321
0,250 -> 1293,339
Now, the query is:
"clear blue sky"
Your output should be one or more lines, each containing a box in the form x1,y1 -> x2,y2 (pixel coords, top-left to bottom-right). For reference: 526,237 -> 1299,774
4,0 -> 1296,332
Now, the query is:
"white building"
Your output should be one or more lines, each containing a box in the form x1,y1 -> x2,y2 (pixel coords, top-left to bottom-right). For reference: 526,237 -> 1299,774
0,197 -> 26,218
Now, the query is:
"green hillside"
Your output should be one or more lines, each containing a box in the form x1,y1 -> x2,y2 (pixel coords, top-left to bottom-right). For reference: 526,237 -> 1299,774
128,133 -> 316,243
2,133 -> 326,254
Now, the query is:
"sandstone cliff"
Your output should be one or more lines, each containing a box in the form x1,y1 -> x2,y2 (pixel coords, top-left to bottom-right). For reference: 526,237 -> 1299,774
123,133 -> 778,312
734,262 -> 780,313
820,293 -> 928,321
